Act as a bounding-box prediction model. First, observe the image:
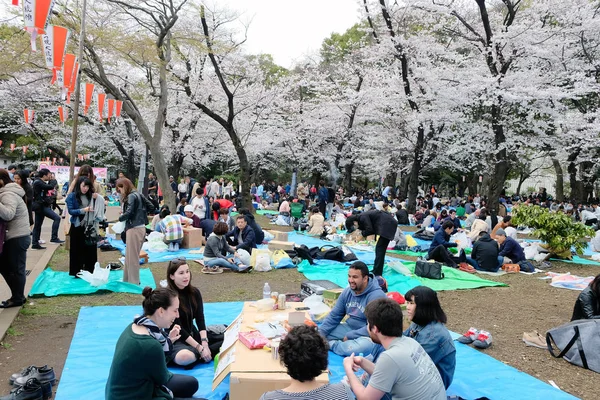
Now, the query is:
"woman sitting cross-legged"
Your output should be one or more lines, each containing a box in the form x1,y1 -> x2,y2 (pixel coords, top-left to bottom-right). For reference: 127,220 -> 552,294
203,222 -> 249,273
166,258 -> 224,368
105,287 -> 201,400
403,286 -> 456,389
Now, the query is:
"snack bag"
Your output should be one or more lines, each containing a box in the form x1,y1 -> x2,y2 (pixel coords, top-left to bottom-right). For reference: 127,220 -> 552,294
239,330 -> 269,350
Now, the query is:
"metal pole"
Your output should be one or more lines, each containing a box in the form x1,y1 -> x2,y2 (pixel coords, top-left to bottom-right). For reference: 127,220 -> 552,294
68,0 -> 88,182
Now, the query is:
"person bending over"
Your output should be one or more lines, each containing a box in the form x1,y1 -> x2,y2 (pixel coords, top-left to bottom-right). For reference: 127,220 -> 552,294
166,259 -> 224,368
343,297 -> 446,400
404,286 -> 455,389
260,325 -> 354,400
427,221 -> 465,268
105,287 -> 200,400
345,210 -> 397,276
319,262 -> 386,356
571,273 -> 600,320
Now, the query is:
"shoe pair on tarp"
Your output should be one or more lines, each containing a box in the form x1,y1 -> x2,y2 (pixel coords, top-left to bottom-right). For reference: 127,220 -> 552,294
457,327 -> 493,349
2,365 -> 55,400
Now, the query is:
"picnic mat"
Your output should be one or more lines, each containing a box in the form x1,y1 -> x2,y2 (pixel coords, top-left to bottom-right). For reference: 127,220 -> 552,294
545,272 -> 595,290
56,303 -> 576,400
298,259 -> 506,294
29,268 -> 156,297
107,237 -> 204,263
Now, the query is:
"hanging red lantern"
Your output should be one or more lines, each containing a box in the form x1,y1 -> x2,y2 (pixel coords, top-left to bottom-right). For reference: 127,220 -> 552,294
22,0 -> 56,52
0,140 -> 3,147
83,83 -> 95,115
68,61 -> 79,96
10,144 -> 15,152
59,53 -> 77,94
65,149 -> 69,155
107,98 -> 115,122
97,93 -> 106,122
12,1 -> 19,7
22,145 -> 28,153
41,25 -> 70,84
58,106 -> 68,125
115,100 -> 123,118
24,108 -> 35,124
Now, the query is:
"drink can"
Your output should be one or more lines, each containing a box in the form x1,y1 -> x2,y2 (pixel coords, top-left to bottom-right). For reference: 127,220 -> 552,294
271,291 -> 279,302
278,294 -> 286,310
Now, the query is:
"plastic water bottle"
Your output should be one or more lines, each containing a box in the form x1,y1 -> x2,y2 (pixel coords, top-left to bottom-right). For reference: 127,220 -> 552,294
263,283 -> 271,299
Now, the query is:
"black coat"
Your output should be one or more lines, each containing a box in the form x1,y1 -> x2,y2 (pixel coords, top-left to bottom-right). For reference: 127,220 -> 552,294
471,233 -> 500,271
396,209 -> 409,225
358,210 -> 397,240
571,286 -> 600,321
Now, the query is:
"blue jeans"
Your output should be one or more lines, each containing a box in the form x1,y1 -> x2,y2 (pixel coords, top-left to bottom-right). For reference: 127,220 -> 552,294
205,257 -> 244,272
32,206 -> 61,244
465,256 -> 503,272
326,324 -> 376,357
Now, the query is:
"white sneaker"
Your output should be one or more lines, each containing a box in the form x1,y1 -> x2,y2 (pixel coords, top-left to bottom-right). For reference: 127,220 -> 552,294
38,239 -> 46,244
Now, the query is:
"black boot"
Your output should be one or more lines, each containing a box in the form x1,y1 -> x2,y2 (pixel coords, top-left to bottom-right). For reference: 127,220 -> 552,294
0,378 -> 43,400
13,366 -> 55,387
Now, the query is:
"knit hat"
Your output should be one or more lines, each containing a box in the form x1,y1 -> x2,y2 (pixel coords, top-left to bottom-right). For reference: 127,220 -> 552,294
184,205 -> 194,213
496,228 -> 506,237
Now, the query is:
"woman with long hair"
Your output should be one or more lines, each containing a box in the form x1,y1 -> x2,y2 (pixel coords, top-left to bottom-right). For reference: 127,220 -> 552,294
66,177 -> 98,276
572,273 -> 600,320
13,170 -> 33,227
403,286 -> 456,389
105,287 -> 199,399
116,178 -> 153,284
0,169 -> 31,308
166,258 -> 222,367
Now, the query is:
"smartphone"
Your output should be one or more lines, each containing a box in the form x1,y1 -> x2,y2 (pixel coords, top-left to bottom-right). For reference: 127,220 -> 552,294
295,307 -> 310,311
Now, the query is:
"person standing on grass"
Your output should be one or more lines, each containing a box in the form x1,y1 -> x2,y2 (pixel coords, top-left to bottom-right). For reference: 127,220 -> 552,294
116,178 -> 154,285
0,169 -> 31,308
345,210 -> 397,277
31,168 -> 63,249
66,177 -> 100,276
343,297 -> 446,400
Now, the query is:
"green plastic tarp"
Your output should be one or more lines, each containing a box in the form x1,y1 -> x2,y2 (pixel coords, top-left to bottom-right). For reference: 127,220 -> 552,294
29,268 -> 156,297
298,259 -> 506,295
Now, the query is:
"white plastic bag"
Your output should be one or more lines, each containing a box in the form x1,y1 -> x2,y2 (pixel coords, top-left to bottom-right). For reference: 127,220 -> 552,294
450,231 -> 471,250
254,252 -> 272,272
111,221 -> 125,234
304,294 -> 331,315
77,262 -> 110,286
263,231 -> 275,242
237,249 -> 251,266
388,260 -> 412,276
147,231 -> 165,242
523,244 -> 539,260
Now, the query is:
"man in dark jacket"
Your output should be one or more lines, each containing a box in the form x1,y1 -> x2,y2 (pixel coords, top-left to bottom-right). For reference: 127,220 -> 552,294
496,228 -> 525,263
318,180 -> 328,218
238,208 -> 264,244
395,204 -> 409,225
226,215 -> 256,253
31,168 -> 63,249
443,209 -> 461,233
427,221 -> 464,268
467,232 -> 503,272
345,210 -> 397,276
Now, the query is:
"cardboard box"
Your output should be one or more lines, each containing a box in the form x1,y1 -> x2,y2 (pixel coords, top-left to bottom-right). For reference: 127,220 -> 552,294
182,227 -> 203,249
212,302 -> 328,399
268,240 -> 294,251
139,250 -> 149,264
270,231 -> 288,242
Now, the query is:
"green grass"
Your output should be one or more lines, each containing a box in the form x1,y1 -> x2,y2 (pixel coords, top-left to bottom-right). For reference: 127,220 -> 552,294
6,327 -> 22,337
1,342 -> 12,350
21,293 -> 142,317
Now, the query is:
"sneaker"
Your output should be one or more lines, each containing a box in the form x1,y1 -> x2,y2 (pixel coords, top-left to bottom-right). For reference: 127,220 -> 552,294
38,240 -> 46,244
459,263 -> 476,273
13,366 -> 55,387
457,327 -> 479,344
522,331 -> 546,349
473,330 -> 493,349
49,238 -> 64,244
1,378 -> 43,400
173,243 -> 179,251
168,243 -> 174,252
31,245 -> 46,250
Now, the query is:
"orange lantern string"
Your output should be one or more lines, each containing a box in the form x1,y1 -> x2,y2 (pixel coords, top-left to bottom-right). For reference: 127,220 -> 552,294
58,106 -> 67,125
13,1 -> 19,6
41,25 -> 69,84
0,140 -> 3,147
83,83 -> 95,115
10,144 -> 15,152
59,53 -> 77,95
22,0 -> 55,52
115,100 -> 123,118
65,149 -> 69,155
24,108 -> 35,124
107,98 -> 115,122
22,145 -> 28,153
97,93 -> 106,122
68,61 -> 79,96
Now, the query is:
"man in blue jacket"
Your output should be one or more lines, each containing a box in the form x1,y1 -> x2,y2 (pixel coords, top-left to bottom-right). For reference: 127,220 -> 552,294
496,228 -> 525,263
319,261 -> 386,356
226,215 -> 256,254
428,221 -> 465,268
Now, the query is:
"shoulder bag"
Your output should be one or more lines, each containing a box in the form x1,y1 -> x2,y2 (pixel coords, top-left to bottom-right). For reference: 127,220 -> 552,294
84,199 -> 98,247
415,260 -> 445,280
546,319 -> 600,373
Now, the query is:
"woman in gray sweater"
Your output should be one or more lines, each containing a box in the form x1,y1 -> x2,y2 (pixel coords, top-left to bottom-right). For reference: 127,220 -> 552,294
0,169 -> 32,308
203,222 -> 249,272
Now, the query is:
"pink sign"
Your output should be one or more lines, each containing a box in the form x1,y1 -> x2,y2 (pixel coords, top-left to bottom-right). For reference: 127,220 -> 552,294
38,162 -> 108,184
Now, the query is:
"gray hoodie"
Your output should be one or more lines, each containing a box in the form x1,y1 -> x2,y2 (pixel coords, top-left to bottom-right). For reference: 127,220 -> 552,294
0,183 -> 30,240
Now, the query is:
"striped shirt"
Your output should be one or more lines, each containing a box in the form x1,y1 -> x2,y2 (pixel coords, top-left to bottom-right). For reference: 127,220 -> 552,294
259,383 -> 354,400
157,215 -> 192,242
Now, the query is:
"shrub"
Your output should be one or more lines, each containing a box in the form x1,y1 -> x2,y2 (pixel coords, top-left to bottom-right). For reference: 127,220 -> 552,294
512,205 -> 594,256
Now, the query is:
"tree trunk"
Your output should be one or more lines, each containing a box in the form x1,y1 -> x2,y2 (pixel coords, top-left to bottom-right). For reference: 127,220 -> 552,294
384,171 -> 397,188
486,104 -> 509,214
343,162 -> 354,194
407,126 -> 425,213
552,158 -> 564,201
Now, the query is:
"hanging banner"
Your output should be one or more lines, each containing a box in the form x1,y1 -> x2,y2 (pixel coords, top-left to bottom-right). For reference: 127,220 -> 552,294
22,145 -> 28,153
58,106 -> 67,125
68,61 -> 79,96
83,83 -> 95,115
41,25 -> 69,84
24,108 -> 35,124
60,53 -> 77,95
97,93 -> 106,122
115,100 -> 123,118
10,144 -> 15,151
107,98 -> 114,122
13,1 -> 19,6
38,163 -> 108,185
22,0 -> 56,51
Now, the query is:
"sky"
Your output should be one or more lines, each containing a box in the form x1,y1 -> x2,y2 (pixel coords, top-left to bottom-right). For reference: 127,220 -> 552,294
217,0 -> 361,68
